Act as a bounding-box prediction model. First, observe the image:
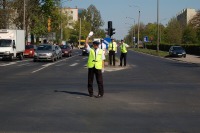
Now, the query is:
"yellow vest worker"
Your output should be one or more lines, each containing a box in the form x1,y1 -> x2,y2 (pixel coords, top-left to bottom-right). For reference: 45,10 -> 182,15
87,48 -> 103,69
108,39 -> 117,66
120,43 -> 128,53
85,36 -> 105,98
119,40 -> 129,67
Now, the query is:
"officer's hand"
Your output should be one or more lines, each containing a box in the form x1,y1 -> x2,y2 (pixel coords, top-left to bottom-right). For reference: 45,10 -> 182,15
88,31 -> 94,38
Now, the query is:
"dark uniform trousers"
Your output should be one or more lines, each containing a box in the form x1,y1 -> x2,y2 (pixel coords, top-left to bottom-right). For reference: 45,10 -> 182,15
120,53 -> 127,66
109,50 -> 115,66
88,67 -> 104,96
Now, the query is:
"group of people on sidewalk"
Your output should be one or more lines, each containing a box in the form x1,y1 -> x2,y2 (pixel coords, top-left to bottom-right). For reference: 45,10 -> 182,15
84,31 -> 129,98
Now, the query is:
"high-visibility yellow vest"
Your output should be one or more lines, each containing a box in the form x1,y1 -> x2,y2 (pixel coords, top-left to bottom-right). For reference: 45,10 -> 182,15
87,48 -> 103,69
108,42 -> 117,51
120,43 -> 127,53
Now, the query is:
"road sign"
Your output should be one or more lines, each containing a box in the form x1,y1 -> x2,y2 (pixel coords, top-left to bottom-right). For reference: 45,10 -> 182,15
144,36 -> 148,42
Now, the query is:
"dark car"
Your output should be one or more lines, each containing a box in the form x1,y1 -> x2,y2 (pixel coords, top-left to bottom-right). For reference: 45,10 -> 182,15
169,46 -> 186,58
60,45 -> 72,57
82,44 -> 93,56
24,45 -> 37,58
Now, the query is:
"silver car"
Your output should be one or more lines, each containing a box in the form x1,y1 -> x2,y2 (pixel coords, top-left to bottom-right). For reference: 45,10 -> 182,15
55,45 -> 62,59
33,44 -> 57,62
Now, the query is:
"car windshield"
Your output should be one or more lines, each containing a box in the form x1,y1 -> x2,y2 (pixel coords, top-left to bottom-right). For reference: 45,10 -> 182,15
173,47 -> 184,50
60,45 -> 71,49
37,45 -> 52,50
25,45 -> 34,49
0,39 -> 12,47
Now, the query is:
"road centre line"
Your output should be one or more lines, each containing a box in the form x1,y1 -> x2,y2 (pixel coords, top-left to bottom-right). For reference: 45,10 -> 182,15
70,63 -> 78,66
0,62 -> 16,66
31,54 -> 79,73
17,63 -> 30,66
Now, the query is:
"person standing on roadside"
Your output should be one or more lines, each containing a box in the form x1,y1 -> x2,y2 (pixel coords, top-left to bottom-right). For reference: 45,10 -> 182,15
85,32 -> 105,98
99,39 -> 107,72
108,38 -> 117,66
119,39 -> 129,67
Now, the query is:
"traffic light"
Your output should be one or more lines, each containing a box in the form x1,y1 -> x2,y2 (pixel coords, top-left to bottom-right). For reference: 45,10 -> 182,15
48,18 -> 51,32
110,28 -> 115,36
107,21 -> 115,37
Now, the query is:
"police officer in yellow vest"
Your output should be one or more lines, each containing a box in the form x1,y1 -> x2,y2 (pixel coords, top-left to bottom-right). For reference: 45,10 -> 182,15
85,32 -> 105,98
108,39 -> 117,66
119,39 -> 129,67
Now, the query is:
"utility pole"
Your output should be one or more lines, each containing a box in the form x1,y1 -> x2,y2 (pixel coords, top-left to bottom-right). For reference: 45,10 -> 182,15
3,0 -> 7,28
137,10 -> 140,49
79,18 -> 81,46
157,0 -> 160,52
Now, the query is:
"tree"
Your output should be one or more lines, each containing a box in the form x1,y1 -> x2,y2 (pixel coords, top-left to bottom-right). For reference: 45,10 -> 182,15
182,25 -> 197,44
189,10 -> 200,43
165,17 -> 182,44
83,4 -> 104,37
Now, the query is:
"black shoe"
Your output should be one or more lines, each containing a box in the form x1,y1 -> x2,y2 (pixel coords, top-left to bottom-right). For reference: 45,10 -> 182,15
95,94 -> 103,98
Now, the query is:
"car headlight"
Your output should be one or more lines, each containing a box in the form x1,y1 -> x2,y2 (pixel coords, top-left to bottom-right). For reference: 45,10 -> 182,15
4,51 -> 10,55
64,51 -> 68,53
47,53 -> 52,56
30,51 -> 33,54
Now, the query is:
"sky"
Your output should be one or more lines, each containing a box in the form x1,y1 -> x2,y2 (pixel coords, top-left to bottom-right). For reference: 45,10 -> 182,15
63,0 -> 200,40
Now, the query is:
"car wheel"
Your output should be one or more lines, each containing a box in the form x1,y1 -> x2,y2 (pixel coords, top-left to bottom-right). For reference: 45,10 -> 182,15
19,54 -> 23,60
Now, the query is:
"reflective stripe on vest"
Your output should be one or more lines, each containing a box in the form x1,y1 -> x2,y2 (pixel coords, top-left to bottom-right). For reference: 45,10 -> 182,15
120,43 -> 127,53
87,49 -> 103,69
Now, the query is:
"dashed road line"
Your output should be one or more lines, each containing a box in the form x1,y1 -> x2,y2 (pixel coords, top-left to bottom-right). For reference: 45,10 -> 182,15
70,63 -> 78,66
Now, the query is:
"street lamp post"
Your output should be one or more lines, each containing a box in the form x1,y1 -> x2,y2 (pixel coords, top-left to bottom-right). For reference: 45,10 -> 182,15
125,23 -> 134,46
59,0 -> 72,43
79,18 -> 81,46
126,17 -> 136,46
157,0 -> 160,52
129,4 -> 140,49
137,10 -> 140,49
23,0 -> 25,30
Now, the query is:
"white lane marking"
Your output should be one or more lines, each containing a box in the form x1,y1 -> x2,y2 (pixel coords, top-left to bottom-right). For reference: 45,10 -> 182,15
17,63 -> 30,66
31,67 -> 47,73
0,62 -> 16,66
31,54 -> 79,73
55,64 -> 65,66
0,59 -> 32,67
70,63 -> 78,66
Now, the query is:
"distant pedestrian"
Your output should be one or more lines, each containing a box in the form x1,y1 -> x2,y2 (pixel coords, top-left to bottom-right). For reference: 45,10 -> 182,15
85,32 -> 105,98
99,39 -> 107,72
119,40 -> 129,67
108,39 -> 117,66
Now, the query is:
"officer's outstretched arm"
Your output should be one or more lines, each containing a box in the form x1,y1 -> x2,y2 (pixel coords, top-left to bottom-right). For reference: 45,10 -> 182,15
85,31 -> 93,48
85,36 -> 89,48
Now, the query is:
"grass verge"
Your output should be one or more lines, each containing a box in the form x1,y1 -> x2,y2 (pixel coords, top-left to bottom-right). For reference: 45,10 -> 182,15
131,48 -> 169,57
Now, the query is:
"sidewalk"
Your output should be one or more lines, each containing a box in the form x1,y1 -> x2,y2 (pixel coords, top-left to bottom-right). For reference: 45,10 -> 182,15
170,54 -> 200,65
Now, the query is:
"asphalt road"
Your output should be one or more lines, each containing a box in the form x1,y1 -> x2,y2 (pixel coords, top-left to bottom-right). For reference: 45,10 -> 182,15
0,49 -> 200,133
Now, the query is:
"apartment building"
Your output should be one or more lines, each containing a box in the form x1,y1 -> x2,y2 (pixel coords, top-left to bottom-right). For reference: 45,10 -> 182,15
177,8 -> 197,28
61,7 -> 84,29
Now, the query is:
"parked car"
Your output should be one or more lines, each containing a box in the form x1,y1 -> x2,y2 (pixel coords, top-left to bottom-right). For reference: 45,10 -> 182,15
82,44 -> 92,56
55,45 -> 62,59
169,46 -> 186,58
60,45 -> 72,57
33,44 -> 57,62
24,45 -> 37,58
